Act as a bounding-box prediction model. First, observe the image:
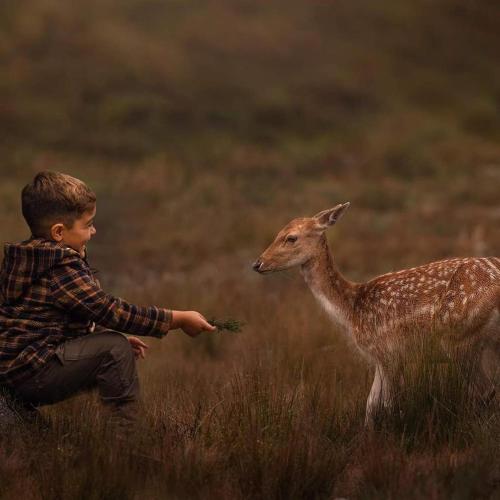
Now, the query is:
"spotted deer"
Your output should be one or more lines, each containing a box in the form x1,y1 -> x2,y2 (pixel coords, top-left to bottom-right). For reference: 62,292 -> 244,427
253,203 -> 500,425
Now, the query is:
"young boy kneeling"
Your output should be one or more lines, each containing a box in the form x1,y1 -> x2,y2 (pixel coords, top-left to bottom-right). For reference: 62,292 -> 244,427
0,171 -> 215,434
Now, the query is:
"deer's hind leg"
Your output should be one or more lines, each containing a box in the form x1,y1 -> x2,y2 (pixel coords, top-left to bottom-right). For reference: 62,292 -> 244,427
466,304 -> 500,405
449,309 -> 500,406
365,364 -> 392,427
478,345 -> 499,404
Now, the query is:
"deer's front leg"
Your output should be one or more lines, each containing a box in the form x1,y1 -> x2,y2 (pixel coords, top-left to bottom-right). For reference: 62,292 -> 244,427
365,364 -> 392,427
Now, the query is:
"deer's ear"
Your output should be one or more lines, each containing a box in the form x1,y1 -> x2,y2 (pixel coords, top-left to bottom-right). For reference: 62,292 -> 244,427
314,202 -> 350,229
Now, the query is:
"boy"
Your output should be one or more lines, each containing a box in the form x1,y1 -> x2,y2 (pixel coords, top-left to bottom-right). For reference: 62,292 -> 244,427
0,171 -> 215,434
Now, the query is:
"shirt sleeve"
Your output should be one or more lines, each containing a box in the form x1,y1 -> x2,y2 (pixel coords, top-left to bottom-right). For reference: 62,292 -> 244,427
48,259 -> 172,338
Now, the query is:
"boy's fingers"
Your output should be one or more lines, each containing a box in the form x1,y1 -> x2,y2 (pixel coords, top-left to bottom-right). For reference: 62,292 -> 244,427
133,346 -> 146,359
129,337 -> 149,348
198,312 -> 214,325
202,320 -> 216,331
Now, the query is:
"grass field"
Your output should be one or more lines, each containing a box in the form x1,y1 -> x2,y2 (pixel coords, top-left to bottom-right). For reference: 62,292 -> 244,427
1,0 -> 500,498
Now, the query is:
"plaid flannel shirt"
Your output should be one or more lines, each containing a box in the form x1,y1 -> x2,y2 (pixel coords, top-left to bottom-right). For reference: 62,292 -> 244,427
0,238 -> 172,386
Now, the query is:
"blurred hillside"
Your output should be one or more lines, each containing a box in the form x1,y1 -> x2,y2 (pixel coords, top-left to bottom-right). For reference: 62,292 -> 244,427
1,0 -> 500,283
2,0 -> 500,156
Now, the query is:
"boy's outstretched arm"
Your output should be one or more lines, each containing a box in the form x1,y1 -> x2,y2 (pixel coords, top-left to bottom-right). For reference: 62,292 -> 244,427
49,258 -> 214,338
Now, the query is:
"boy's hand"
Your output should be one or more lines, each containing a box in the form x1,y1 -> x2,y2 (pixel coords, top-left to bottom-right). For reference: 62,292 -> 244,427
128,336 -> 149,359
171,310 -> 217,337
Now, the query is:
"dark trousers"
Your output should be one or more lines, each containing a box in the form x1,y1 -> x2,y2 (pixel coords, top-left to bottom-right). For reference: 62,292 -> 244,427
14,331 -> 140,431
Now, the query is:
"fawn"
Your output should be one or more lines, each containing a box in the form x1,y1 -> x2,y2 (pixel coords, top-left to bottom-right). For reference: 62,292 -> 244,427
253,203 -> 500,425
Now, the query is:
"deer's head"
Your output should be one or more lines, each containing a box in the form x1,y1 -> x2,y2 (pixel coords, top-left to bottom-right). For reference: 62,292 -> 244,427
253,202 -> 350,273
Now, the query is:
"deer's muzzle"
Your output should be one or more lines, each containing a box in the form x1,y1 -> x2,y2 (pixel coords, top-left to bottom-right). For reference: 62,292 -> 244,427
252,259 -> 263,272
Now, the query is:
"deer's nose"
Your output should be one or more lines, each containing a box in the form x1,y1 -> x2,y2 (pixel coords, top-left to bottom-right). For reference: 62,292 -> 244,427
252,259 -> 263,272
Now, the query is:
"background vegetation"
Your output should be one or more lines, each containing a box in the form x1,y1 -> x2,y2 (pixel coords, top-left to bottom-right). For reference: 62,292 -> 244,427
1,0 -> 499,498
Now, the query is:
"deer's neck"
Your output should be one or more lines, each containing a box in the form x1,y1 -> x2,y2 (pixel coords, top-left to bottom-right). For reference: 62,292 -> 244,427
301,236 -> 357,333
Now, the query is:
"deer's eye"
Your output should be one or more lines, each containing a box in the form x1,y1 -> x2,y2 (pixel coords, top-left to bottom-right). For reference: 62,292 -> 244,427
285,235 -> 298,244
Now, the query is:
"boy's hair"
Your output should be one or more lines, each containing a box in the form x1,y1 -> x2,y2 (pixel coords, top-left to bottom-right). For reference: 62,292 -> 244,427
22,171 -> 96,238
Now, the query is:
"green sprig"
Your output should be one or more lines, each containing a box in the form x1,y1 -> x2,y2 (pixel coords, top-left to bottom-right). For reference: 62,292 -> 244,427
208,318 -> 245,333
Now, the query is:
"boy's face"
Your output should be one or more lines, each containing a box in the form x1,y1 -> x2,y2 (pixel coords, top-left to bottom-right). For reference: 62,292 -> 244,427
59,205 -> 97,256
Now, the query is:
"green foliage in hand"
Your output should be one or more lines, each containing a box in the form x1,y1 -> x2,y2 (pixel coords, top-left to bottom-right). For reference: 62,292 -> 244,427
208,318 -> 245,333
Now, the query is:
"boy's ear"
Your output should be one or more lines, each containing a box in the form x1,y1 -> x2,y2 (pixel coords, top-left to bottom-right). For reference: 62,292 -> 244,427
50,223 -> 65,242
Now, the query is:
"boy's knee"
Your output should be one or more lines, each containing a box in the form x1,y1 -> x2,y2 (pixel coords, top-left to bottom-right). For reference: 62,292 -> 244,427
96,333 -> 139,404
107,335 -> 135,368
109,333 -> 131,352
97,332 -> 133,359
93,333 -> 136,378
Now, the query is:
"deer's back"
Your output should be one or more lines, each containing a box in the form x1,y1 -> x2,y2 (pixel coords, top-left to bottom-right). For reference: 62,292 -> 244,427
351,257 -> 500,358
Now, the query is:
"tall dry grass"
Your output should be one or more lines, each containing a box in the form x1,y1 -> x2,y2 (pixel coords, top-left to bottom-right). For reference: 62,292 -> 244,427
1,282 -> 499,499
